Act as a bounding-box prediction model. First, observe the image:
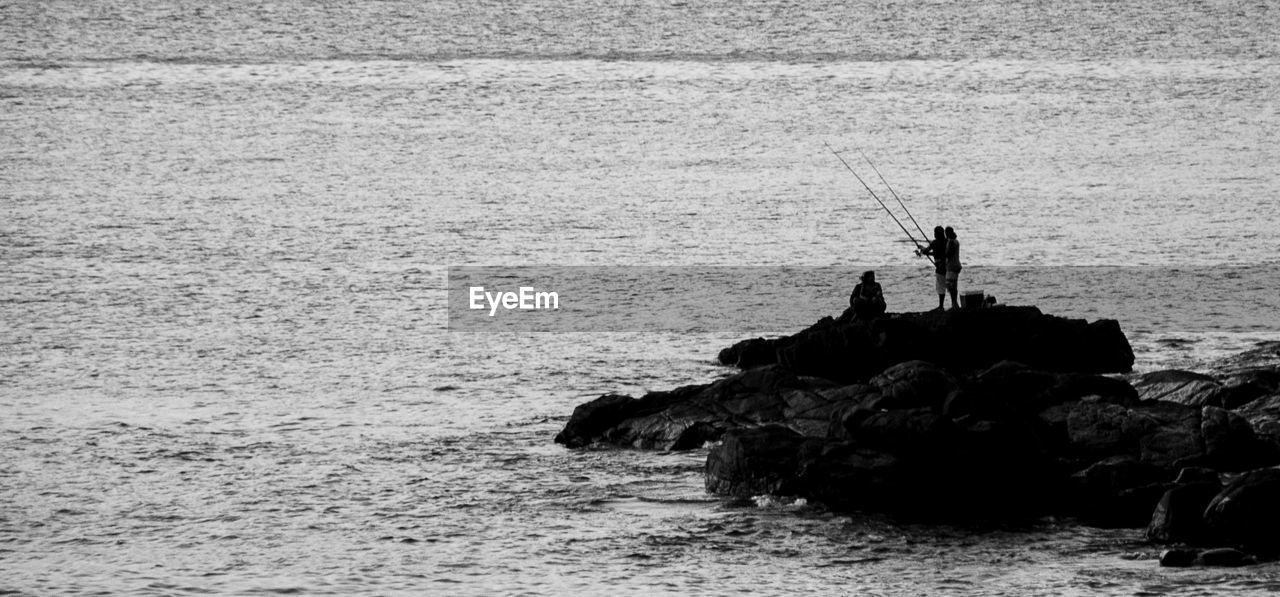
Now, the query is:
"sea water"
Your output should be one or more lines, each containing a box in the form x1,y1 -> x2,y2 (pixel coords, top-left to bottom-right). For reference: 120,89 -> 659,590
3,1 -> 1279,595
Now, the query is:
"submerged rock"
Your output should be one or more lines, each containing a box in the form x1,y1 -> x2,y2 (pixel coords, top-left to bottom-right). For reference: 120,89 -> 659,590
1158,547 -> 1257,568
1159,548 -> 1199,567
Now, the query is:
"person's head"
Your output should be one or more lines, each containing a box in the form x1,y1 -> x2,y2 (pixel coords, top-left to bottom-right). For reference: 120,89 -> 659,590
933,226 -> 944,239
945,226 -> 956,239
861,270 -> 875,283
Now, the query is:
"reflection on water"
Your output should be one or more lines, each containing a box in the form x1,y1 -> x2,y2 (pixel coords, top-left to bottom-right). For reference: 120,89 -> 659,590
4,1 -> 1280,594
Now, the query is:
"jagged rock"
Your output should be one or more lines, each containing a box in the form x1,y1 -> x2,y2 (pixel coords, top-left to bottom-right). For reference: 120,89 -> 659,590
1135,370 -> 1223,407
794,441 -> 916,513
706,423 -> 1060,518
1215,341 -> 1280,371
1201,405 -> 1275,471
951,361 -> 1139,422
704,425 -> 929,514
841,408 -> 956,456
558,307 -> 1280,537
1146,482 -> 1221,544
718,306 -> 1134,381
1173,466 -> 1220,485
553,392 -> 673,449
1042,372 -> 1140,408
1134,401 -> 1206,469
704,425 -> 816,497
1036,399 -> 1205,470
1234,393 -> 1280,455
868,360 -> 959,410
717,337 -> 777,370
1070,455 -> 1172,526
948,361 -> 1058,419
554,365 -> 860,450
1216,366 -> 1280,409
1203,466 -> 1280,550
1045,401 -> 1132,462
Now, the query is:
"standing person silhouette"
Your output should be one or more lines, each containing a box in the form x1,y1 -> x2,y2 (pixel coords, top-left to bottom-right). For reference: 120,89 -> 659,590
944,226 -> 962,309
917,226 -> 948,310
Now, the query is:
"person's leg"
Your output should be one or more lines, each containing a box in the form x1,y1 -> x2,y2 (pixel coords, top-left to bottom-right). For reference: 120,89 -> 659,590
946,272 -> 959,308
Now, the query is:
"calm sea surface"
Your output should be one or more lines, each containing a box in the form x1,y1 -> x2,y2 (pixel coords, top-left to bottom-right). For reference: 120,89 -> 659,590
3,1 -> 1279,595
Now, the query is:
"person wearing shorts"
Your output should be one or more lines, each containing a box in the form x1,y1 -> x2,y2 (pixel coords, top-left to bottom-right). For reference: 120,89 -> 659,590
944,226 -> 962,309
918,226 -> 948,310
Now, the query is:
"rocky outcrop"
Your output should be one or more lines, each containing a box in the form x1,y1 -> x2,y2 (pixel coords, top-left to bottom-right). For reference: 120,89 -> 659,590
554,365 -> 849,450
556,309 -> 1280,561
718,306 -> 1134,381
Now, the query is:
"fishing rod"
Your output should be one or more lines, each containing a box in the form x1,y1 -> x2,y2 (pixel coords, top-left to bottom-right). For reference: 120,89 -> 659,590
857,147 -> 930,243
824,142 -> 934,266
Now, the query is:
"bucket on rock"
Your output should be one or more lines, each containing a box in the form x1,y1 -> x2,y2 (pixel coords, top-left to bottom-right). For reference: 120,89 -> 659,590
960,290 -> 985,309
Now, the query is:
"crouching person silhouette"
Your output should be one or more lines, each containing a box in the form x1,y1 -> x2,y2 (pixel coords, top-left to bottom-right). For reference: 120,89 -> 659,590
850,270 -> 886,320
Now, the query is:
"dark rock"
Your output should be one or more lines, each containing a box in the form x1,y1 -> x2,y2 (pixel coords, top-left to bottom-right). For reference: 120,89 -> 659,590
1217,366 -> 1280,410
957,361 -> 1059,418
1203,466 -> 1280,550
1156,546 -> 1260,568
704,425 -> 816,497
1056,401 -> 1135,462
1042,399 -> 1205,470
948,362 -> 1139,423
1196,547 -> 1256,567
942,418 -> 1061,515
669,421 -> 722,451
1135,370 -> 1223,407
1173,466 -> 1220,485
555,365 -> 824,450
559,307 -> 1182,525
708,423 -> 1060,519
717,337 -> 778,370
705,425 -> 919,513
1071,456 -> 1172,526
842,408 -> 956,456
1201,405 -> 1276,471
1215,341 -> 1280,371
1146,482 -> 1221,544
868,360 -> 959,410
822,384 -> 883,440
554,393 -> 675,449
794,442 -> 915,513
1042,373 -> 1140,408
1159,548 -> 1198,567
720,307 -> 1134,380
1133,401 -> 1206,469
1234,394 -> 1280,456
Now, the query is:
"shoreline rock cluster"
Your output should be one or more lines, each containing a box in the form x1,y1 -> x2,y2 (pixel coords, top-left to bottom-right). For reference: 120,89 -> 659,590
554,307 -> 1280,566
